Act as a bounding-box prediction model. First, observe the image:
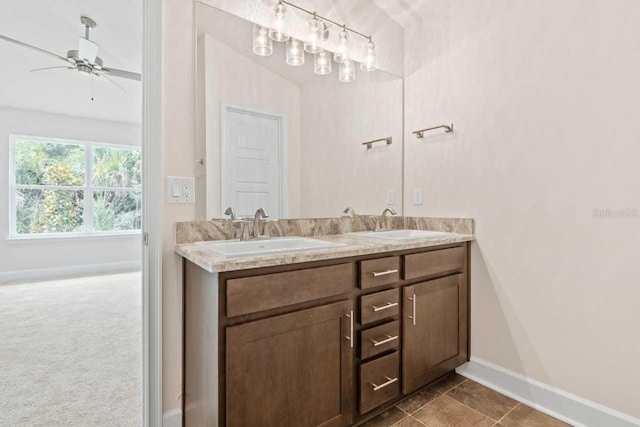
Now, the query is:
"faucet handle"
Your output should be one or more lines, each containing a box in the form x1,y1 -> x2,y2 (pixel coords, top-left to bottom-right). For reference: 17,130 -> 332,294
224,207 -> 237,220
343,207 -> 357,218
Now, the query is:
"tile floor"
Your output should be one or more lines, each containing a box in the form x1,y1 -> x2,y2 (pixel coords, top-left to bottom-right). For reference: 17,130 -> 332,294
361,373 -> 570,427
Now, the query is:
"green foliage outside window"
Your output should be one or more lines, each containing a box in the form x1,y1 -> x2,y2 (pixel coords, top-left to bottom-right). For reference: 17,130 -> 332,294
13,138 -> 141,235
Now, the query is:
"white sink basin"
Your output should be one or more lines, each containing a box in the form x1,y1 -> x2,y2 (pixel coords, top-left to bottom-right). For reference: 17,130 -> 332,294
195,237 -> 346,258
347,229 -> 455,241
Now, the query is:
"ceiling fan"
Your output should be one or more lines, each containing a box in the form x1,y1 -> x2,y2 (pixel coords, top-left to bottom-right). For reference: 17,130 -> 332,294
0,16 -> 141,92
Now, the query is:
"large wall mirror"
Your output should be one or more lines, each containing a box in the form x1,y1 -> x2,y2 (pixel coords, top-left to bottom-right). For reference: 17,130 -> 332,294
195,1 -> 404,219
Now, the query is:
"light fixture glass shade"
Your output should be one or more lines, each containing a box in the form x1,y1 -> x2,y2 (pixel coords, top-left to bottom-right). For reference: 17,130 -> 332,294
304,17 -> 323,53
286,38 -> 305,66
360,40 -> 377,71
314,49 -> 332,75
253,24 -> 273,56
334,29 -> 350,63
269,3 -> 290,42
339,58 -> 356,82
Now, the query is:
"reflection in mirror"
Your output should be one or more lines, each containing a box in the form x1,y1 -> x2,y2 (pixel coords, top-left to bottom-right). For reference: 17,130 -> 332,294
195,2 -> 403,219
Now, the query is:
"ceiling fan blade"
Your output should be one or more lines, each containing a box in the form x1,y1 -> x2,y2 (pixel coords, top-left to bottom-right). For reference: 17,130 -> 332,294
101,67 -> 141,81
30,66 -> 73,72
0,34 -> 70,64
100,73 -> 127,92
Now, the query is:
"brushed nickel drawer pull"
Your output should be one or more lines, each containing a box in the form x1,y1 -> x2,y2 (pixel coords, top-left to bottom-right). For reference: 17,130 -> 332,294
345,311 -> 354,348
408,294 -> 416,326
370,334 -> 399,347
371,302 -> 398,312
371,269 -> 398,277
371,376 -> 398,391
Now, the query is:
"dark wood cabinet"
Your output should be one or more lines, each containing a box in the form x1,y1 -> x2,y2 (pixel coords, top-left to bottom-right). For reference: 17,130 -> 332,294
402,274 -> 468,394
183,242 -> 470,426
226,300 -> 354,427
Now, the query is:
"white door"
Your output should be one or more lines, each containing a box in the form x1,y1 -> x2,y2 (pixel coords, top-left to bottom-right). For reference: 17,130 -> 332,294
222,105 -> 286,218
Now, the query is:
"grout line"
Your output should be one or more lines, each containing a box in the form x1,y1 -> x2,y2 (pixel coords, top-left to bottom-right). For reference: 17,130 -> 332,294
493,402 -> 521,426
444,379 -> 521,423
442,378 -> 467,394
407,414 -> 429,426
439,394 -> 501,423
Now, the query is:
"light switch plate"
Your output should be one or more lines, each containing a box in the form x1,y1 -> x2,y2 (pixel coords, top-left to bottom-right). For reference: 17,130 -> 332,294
387,190 -> 395,205
167,176 -> 195,204
413,188 -> 423,205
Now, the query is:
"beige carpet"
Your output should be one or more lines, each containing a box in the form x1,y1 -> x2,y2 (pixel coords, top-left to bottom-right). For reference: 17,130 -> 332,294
0,272 -> 142,426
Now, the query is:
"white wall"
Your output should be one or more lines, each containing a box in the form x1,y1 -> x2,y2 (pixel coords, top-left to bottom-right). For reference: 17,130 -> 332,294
162,0 -> 196,412
199,35 -> 302,219
404,0 -> 640,419
0,106 -> 142,275
300,71 -> 403,217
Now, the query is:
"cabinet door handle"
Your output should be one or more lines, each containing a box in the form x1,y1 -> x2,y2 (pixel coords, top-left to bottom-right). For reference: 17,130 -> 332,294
371,269 -> 398,277
371,302 -> 398,312
371,376 -> 398,391
345,310 -> 354,348
370,334 -> 399,347
408,294 -> 416,326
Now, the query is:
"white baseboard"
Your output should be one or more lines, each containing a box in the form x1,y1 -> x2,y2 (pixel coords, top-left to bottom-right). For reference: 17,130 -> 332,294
457,357 -> 640,427
163,409 -> 182,427
0,261 -> 141,285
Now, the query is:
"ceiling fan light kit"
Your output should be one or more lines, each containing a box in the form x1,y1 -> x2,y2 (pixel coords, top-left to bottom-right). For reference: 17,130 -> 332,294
0,15 -> 141,98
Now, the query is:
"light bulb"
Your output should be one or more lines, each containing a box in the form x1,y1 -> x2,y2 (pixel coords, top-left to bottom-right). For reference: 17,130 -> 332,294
314,49 -> 332,75
360,40 -> 377,72
286,38 -> 305,66
269,3 -> 289,42
253,24 -> 273,56
304,17 -> 323,54
339,58 -> 355,82
334,29 -> 349,63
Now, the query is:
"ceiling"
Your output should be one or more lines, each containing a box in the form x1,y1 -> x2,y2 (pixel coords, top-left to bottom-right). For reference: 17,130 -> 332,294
0,0 -> 142,124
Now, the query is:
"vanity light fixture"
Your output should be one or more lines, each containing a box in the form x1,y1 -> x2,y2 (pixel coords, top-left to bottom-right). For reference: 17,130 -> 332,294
252,24 -> 273,56
334,27 -> 350,64
286,37 -> 305,66
304,14 -> 324,54
253,0 -> 377,83
314,49 -> 332,75
339,58 -> 356,82
269,2 -> 289,42
360,39 -> 377,72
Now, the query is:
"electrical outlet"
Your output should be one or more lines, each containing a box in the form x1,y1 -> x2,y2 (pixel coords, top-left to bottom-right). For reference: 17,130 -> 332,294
167,176 -> 195,204
413,188 -> 423,205
387,190 -> 395,205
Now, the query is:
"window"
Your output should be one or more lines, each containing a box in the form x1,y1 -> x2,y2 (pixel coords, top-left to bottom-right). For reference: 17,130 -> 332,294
9,135 -> 141,238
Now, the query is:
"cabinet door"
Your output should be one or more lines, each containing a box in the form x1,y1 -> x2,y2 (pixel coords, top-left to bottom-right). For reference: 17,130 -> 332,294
402,274 -> 468,394
226,300 -> 354,427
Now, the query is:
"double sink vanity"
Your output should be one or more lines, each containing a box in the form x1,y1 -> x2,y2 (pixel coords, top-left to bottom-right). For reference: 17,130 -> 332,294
176,215 -> 474,426
186,3 -> 473,425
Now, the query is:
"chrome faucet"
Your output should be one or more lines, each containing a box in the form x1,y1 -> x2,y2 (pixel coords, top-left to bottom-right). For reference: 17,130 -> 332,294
342,207 -> 357,218
378,207 -> 397,231
253,208 -> 270,240
224,207 -> 237,220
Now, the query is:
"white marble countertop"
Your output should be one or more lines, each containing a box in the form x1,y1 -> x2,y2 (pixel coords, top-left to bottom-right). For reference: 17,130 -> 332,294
175,233 -> 475,273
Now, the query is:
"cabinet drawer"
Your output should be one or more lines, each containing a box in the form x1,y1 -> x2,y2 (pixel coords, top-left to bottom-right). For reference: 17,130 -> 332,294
360,256 -> 400,289
403,246 -> 465,281
360,288 -> 400,325
360,320 -> 400,360
360,352 -> 400,414
226,263 -> 354,317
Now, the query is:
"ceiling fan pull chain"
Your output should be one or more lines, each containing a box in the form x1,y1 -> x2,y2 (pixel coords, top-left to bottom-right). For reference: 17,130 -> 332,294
91,74 -> 94,101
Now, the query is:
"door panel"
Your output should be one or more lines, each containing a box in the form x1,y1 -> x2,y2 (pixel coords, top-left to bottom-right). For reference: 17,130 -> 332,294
223,107 -> 284,218
226,300 -> 354,427
402,274 -> 467,394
